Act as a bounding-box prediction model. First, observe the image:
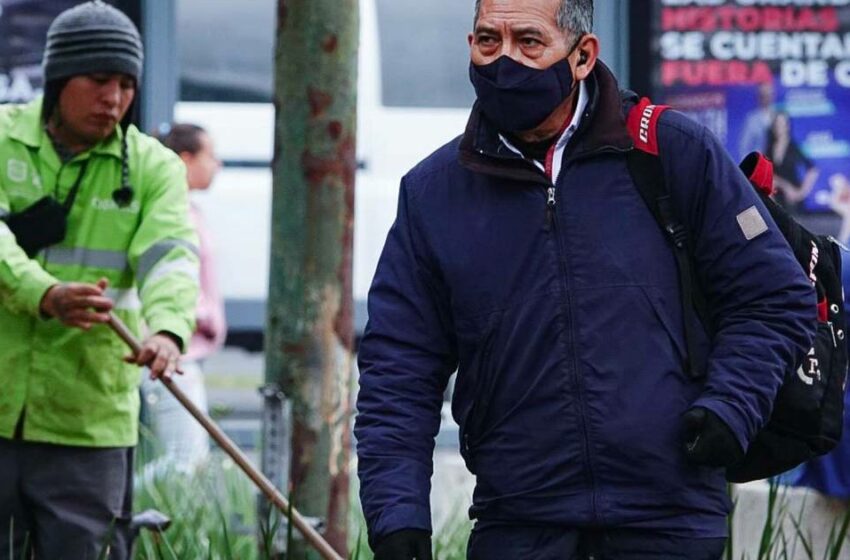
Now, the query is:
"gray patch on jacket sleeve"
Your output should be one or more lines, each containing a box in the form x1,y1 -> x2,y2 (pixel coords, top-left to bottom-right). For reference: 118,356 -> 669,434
737,206 -> 768,241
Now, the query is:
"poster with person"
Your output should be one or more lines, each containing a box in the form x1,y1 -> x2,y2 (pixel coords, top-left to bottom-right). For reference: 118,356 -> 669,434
651,0 -> 850,237
0,0 -> 80,104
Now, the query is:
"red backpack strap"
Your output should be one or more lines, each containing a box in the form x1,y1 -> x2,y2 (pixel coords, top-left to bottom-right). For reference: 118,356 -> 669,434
739,151 -> 776,197
626,97 -> 670,156
625,97 -> 707,379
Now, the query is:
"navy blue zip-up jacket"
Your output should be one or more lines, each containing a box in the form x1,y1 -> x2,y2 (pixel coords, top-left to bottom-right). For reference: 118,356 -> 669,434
355,62 -> 815,544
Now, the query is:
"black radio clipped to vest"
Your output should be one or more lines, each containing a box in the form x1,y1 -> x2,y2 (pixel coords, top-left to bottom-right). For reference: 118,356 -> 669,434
1,160 -> 89,258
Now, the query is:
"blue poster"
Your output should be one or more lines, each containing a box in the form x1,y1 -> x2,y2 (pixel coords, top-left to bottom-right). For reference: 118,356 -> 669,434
653,1 -> 850,229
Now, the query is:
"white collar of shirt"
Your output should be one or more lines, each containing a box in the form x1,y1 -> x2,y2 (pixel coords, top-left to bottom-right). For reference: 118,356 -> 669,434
499,79 -> 589,184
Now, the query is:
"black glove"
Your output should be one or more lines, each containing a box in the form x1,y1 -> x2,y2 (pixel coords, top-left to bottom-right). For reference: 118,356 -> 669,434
373,529 -> 432,560
683,407 -> 745,468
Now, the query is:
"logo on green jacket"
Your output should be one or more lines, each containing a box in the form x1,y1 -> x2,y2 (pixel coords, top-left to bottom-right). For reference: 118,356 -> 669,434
91,196 -> 140,214
6,159 -> 27,183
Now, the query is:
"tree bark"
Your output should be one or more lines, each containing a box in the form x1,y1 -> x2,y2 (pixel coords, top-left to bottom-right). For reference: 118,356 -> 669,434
267,1 -> 358,555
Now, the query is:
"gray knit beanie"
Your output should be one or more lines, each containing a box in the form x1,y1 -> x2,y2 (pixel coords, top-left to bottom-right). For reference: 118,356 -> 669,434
43,0 -> 144,83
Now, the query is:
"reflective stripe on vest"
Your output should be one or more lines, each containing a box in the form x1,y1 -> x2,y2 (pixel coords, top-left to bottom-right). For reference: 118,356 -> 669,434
105,288 -> 142,311
137,239 -> 199,285
45,247 -> 129,271
142,257 -> 199,290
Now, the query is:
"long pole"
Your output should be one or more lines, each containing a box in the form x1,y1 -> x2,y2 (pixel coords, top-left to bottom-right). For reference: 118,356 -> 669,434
107,314 -> 343,560
268,0 -> 359,555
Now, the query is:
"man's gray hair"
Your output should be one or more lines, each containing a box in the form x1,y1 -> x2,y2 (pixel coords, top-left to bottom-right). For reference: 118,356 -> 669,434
473,0 -> 593,40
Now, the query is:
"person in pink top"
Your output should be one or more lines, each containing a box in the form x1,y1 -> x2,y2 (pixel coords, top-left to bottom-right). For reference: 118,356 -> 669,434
174,124 -> 227,362
142,123 -> 226,472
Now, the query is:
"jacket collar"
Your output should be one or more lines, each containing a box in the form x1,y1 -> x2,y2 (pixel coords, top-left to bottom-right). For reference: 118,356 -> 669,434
459,60 -> 633,181
9,98 -> 124,161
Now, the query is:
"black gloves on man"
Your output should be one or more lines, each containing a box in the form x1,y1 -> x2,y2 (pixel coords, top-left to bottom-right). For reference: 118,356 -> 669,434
683,406 -> 745,468
373,529 -> 432,560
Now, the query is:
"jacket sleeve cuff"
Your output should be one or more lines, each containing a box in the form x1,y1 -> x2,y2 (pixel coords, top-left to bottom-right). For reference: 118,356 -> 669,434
368,504 -> 432,550
691,397 -> 751,453
20,271 -> 59,318
146,314 -> 192,351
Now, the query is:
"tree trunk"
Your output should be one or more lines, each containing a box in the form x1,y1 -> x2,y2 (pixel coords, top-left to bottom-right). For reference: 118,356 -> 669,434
266,0 -> 358,555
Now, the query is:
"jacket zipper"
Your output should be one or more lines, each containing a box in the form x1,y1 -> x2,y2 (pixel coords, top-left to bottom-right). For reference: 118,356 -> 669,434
546,170 -> 601,522
545,186 -> 556,231
472,142 -> 629,522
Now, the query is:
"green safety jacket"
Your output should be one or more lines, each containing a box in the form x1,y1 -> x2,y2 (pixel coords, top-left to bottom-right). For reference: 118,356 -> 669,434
0,98 -> 200,447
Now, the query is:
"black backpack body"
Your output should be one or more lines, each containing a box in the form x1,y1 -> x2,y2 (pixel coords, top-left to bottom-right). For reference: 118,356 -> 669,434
625,97 -> 848,482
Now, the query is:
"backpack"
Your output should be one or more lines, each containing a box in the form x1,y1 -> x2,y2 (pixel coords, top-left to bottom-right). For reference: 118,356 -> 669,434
625,97 -> 848,483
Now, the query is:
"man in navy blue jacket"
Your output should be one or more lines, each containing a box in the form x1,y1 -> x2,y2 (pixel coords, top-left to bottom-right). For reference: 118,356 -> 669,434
355,1 -> 816,558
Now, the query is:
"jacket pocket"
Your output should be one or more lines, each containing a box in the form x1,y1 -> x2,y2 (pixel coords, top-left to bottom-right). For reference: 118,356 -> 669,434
457,318 -> 500,473
77,325 -> 138,394
640,286 -> 709,379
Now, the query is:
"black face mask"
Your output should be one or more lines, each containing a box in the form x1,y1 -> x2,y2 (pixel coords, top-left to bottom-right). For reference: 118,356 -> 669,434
469,44 -> 581,133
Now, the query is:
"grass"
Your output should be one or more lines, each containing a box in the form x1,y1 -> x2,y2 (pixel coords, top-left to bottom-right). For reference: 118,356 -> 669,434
133,465 -> 850,560
132,454 -> 471,559
724,479 -> 850,560
133,457 -> 259,559
5,456 -> 848,558
6,426 -> 845,558
346,496 -> 472,560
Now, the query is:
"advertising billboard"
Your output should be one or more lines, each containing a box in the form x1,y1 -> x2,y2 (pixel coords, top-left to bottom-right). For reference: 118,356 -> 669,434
652,0 -> 850,228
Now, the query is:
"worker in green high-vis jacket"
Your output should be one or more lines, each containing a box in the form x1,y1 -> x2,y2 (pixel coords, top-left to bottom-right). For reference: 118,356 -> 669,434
0,3 -> 200,558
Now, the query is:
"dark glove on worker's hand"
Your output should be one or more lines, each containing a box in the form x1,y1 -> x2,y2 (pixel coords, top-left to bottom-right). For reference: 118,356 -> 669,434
373,529 -> 432,560
683,406 -> 745,468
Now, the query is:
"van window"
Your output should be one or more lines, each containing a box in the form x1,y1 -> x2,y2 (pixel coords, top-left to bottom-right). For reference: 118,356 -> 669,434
375,0 -> 475,109
178,0 -> 275,102
178,0 -> 475,108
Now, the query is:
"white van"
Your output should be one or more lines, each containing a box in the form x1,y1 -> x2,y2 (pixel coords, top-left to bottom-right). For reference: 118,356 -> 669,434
173,0 -> 474,341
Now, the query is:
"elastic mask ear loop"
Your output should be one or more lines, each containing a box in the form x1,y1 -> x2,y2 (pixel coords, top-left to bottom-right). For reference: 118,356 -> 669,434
560,34 -> 585,102
568,33 -> 585,59
568,33 -> 586,72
